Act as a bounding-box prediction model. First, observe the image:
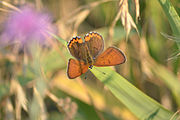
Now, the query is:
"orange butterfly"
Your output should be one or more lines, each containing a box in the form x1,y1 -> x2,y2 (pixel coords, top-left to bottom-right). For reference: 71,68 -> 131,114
67,32 -> 126,79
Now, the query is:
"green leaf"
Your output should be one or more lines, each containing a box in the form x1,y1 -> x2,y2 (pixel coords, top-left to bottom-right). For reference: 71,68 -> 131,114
91,67 -> 177,120
47,31 -> 67,46
158,0 -> 180,48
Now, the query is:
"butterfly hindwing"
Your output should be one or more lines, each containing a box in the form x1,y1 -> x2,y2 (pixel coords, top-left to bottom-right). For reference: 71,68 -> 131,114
94,47 -> 126,66
67,58 -> 89,79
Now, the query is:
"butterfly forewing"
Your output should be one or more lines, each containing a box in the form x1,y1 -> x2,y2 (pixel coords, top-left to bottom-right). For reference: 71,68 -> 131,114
94,47 -> 126,66
84,32 -> 104,59
68,37 -> 87,61
67,58 -> 89,79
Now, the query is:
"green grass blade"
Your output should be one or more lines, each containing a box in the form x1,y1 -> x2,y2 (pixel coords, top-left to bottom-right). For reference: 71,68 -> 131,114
47,31 -> 67,46
91,67 -> 176,120
0,83 -> 9,100
158,0 -> 180,48
151,63 -> 180,106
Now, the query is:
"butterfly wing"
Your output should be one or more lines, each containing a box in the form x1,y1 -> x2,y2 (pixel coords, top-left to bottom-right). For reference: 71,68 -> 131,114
68,37 -> 87,61
84,32 -> 104,59
94,47 -> 126,66
67,58 -> 89,79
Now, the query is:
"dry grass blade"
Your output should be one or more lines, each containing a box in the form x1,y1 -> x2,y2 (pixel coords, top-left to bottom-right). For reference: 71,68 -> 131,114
77,79 -> 105,120
33,87 -> 47,120
46,90 -> 65,113
161,32 -> 180,42
10,80 -> 27,120
46,90 -> 78,120
0,8 -> 11,12
140,36 -> 180,106
160,32 -> 180,61
35,0 -> 43,10
62,0 -> 116,22
109,0 -> 139,41
134,0 -> 140,22
170,109 -> 180,120
108,3 -> 122,43
61,9 -> 90,36
71,9 -> 90,35
4,98 -> 14,120
15,99 -> 21,120
167,52 -> 180,61
0,1 -> 21,12
140,37 -> 154,80
119,0 -> 138,38
58,0 -> 116,37
10,80 -> 27,112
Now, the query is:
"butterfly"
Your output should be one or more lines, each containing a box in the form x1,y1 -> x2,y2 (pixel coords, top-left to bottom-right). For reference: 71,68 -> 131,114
67,32 -> 126,79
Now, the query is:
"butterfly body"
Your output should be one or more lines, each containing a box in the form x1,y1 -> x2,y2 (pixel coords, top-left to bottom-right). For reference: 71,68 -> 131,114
67,32 -> 126,79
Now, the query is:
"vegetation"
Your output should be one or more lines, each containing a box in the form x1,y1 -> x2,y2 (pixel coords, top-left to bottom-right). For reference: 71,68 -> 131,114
0,0 -> 179,120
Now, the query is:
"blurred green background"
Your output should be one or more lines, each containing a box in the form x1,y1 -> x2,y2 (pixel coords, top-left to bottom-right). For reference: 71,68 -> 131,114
0,0 -> 179,120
